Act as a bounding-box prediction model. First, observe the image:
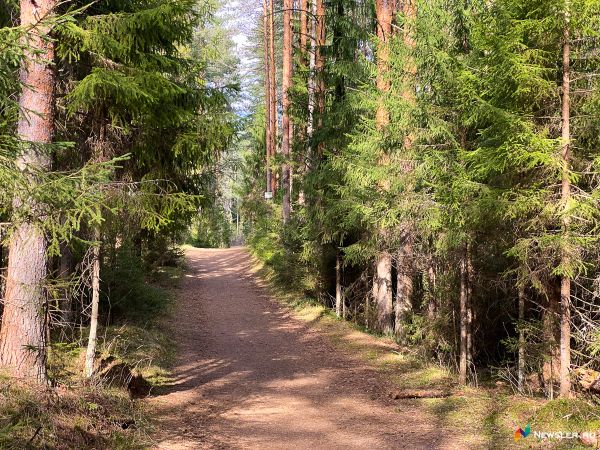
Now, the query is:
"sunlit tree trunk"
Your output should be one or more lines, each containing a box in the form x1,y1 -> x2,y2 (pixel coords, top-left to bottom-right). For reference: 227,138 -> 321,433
459,252 -> 469,385
426,258 -> 437,321
375,0 -> 392,126
269,0 -> 278,193
375,252 -> 393,334
335,252 -> 343,318
282,0 -> 293,222
85,231 -> 101,378
517,285 -> 525,393
395,239 -> 413,339
559,0 -> 571,398
0,0 -> 57,382
295,0 -> 309,206
314,0 -> 325,158
300,0 -> 309,79
466,244 -> 474,377
262,0 -> 273,194
394,0 -> 416,340
373,0 -> 393,334
307,0 -> 316,151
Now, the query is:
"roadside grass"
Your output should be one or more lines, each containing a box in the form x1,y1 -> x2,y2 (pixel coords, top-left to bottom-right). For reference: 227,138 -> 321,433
0,260 -> 182,449
251,253 -> 600,449
0,374 -> 149,449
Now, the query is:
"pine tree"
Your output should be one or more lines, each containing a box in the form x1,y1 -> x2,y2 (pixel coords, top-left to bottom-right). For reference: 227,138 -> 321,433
281,0 -> 293,222
0,0 -> 57,381
241,0 -> 600,395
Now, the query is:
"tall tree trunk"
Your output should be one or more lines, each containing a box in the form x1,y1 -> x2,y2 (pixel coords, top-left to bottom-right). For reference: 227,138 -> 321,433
0,0 -> 57,381
296,0 -> 309,197
466,244 -> 474,377
373,0 -> 393,336
459,251 -> 469,385
282,0 -> 293,222
314,0 -> 325,158
518,285 -> 525,393
262,0 -> 273,195
559,0 -> 571,398
335,252 -> 343,318
395,238 -> 413,339
365,291 -> 370,330
269,0 -> 278,194
300,0 -> 308,63
426,258 -> 437,321
394,0 -> 417,339
85,231 -> 101,378
375,0 -> 392,127
307,0 -> 317,157
0,241 -> 5,300
375,252 -> 393,334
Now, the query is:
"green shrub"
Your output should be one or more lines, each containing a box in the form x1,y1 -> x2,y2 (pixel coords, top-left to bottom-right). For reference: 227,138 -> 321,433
102,243 -> 172,324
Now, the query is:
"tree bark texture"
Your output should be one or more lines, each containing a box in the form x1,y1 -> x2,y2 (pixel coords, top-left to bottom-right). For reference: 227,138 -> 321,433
394,238 -> 413,340
335,252 -> 343,318
375,252 -> 393,334
518,286 -> 525,393
85,232 -> 101,378
282,0 -> 293,222
268,0 -> 278,193
314,0 -> 326,157
0,0 -> 57,381
262,0 -> 273,194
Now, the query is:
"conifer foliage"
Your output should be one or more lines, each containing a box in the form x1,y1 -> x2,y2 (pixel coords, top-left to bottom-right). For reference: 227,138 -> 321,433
0,0 -> 235,381
3,0 -> 600,415
242,0 -> 600,398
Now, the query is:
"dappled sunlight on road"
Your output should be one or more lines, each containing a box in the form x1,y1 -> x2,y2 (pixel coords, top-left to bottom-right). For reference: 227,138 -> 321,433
149,247 -> 472,450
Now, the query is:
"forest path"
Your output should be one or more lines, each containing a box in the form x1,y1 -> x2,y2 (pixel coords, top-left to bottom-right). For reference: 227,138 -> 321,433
150,247 -> 466,449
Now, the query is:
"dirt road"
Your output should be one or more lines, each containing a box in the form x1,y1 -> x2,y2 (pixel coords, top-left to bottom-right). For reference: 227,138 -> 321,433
150,247 -> 466,449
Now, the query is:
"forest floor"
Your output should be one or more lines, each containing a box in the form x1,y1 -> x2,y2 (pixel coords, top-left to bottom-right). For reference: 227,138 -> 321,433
148,247 -> 598,450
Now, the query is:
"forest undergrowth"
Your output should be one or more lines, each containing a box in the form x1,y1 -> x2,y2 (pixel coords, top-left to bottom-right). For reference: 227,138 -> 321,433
0,257 -> 183,449
249,234 -> 600,449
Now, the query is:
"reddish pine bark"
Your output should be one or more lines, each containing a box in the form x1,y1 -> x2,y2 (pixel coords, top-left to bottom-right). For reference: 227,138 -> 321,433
268,0 -> 278,194
262,0 -> 273,193
0,0 -> 57,381
300,0 -> 308,66
314,0 -> 325,158
375,0 -> 392,127
373,0 -> 394,334
282,0 -> 293,222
